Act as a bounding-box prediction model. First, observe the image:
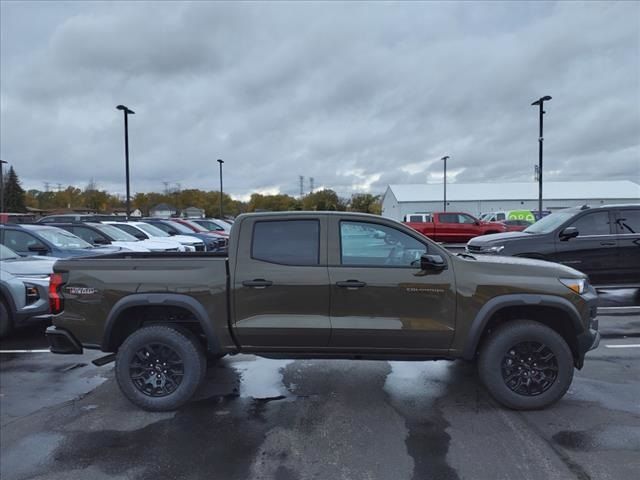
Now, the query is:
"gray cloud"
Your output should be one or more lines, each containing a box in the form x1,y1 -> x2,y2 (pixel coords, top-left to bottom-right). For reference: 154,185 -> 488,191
1,1 -> 638,200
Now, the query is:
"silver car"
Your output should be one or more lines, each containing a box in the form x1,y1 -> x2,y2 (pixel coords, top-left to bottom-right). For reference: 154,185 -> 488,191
0,244 -> 55,337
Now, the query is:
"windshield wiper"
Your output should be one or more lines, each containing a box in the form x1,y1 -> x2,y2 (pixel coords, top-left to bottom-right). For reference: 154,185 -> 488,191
457,252 -> 476,260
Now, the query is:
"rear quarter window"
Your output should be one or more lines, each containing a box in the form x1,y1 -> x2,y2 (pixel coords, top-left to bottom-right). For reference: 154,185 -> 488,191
252,220 -> 320,266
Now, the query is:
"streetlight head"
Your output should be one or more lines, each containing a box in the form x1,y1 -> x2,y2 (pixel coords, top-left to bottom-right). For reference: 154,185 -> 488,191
217,159 -> 224,164
531,95 -> 552,106
441,156 -> 449,161
0,159 -> 7,165
116,105 -> 135,114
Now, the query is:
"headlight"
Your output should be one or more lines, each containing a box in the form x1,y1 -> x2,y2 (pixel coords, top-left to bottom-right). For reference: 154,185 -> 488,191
484,245 -> 504,253
559,278 -> 586,295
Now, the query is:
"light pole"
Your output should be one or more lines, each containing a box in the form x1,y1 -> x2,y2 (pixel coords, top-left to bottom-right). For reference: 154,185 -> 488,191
441,156 -> 449,212
0,160 -> 7,214
217,159 -> 224,219
116,105 -> 135,218
531,95 -> 551,218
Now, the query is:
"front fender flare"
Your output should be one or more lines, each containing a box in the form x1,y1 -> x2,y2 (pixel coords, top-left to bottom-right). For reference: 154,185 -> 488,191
102,293 -> 221,353
461,294 -> 584,360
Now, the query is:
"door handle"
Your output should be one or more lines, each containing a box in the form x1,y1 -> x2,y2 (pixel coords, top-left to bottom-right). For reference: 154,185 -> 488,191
335,280 -> 367,289
600,242 -> 616,246
242,279 -> 273,289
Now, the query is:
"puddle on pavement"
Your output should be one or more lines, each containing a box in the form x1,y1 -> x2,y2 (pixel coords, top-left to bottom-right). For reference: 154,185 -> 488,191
228,355 -> 293,399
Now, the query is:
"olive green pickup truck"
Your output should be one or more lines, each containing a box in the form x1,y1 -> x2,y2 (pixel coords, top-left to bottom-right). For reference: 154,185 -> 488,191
46,212 -> 599,411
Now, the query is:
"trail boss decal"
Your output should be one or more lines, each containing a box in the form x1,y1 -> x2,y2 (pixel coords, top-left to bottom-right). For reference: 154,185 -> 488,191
65,286 -> 98,295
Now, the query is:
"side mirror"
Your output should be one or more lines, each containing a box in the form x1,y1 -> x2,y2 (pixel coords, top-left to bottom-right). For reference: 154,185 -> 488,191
475,220 -> 480,226
559,226 -> 579,241
420,254 -> 447,271
134,233 -> 146,240
168,231 -> 176,236
93,237 -> 110,245
28,243 -> 48,253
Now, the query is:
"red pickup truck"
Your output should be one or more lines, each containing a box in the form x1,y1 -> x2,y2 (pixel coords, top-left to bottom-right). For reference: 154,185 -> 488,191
403,212 -> 507,243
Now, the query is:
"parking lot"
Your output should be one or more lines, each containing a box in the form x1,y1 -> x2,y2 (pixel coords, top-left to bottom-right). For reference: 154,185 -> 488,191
1,289 -> 638,480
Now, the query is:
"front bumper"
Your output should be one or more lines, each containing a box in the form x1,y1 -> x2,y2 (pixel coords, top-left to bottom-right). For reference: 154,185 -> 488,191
575,285 -> 600,367
46,326 -> 83,354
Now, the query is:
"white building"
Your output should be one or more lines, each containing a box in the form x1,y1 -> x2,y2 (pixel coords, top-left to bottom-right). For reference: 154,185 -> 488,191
381,180 -> 640,221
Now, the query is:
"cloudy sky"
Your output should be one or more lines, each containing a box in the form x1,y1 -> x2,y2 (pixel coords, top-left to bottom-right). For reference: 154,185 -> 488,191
1,1 -> 638,200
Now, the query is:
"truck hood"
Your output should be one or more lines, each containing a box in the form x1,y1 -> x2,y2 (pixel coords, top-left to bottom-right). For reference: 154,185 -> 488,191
1,256 -> 56,276
467,231 -> 535,245
458,252 -> 585,279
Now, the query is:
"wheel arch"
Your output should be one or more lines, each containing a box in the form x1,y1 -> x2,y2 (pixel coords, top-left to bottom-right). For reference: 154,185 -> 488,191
462,294 -> 585,363
0,283 -> 17,316
102,294 -> 221,354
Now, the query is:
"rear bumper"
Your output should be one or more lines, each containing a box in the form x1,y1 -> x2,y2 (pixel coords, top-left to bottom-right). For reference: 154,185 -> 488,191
46,326 -> 83,354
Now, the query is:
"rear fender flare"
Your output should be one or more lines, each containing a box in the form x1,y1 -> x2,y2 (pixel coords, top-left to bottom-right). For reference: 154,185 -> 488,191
102,293 -> 221,353
462,294 -> 584,360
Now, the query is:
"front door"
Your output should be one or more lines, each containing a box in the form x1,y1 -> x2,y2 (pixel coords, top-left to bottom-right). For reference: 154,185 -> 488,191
552,210 -> 618,285
328,218 -> 456,353
233,216 -> 331,349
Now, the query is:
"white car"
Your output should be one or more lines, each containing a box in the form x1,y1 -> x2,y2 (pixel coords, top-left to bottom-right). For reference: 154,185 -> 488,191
104,222 -> 200,252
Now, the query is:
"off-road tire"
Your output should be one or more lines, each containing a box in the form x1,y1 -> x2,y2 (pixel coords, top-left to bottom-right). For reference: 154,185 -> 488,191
0,300 -> 12,338
115,325 -> 206,411
478,320 -> 574,410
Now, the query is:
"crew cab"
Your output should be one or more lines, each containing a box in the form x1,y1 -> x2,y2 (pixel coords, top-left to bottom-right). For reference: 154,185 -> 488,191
47,212 -> 599,412
403,212 -> 507,242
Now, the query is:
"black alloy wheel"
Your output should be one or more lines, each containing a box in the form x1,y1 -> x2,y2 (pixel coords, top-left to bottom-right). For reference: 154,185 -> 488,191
501,341 -> 558,396
130,343 -> 185,397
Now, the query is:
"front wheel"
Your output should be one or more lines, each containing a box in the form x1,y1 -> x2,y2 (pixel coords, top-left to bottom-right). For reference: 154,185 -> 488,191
478,320 -> 574,410
115,325 -> 206,411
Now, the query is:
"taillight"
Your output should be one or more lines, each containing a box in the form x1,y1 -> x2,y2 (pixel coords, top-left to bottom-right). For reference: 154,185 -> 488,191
49,273 -> 65,314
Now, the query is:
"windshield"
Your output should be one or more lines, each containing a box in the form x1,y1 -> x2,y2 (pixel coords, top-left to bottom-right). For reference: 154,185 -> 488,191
165,221 -> 195,234
136,223 -> 170,237
196,220 -> 227,231
0,244 -> 20,260
181,220 -> 208,232
35,228 -> 93,249
94,224 -> 138,242
524,211 -> 576,234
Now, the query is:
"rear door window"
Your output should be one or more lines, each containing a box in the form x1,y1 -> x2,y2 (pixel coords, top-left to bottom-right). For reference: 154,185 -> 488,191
252,220 -> 320,266
570,212 -> 612,236
438,213 -> 459,223
408,215 -> 423,222
617,210 -> 640,234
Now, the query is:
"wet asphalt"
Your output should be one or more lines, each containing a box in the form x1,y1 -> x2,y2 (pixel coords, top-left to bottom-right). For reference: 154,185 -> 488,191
0,292 -> 639,480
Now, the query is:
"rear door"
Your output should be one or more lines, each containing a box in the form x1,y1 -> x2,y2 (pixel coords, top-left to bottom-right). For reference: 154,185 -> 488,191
327,217 -> 456,352
552,210 -> 618,284
613,208 -> 640,285
232,216 -> 331,349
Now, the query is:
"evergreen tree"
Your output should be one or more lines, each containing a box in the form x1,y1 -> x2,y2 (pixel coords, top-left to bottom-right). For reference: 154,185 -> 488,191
4,166 -> 26,212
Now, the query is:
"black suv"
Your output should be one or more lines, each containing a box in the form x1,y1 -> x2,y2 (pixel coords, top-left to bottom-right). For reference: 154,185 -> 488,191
467,204 -> 640,287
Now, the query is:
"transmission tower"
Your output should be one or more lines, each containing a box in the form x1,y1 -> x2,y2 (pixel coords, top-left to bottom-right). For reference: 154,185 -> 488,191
299,176 -> 304,196
44,182 -> 50,192
309,177 -> 315,194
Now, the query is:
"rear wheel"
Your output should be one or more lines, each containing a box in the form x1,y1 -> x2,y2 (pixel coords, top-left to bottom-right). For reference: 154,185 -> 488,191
115,325 -> 206,411
478,320 -> 574,410
0,301 -> 12,338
